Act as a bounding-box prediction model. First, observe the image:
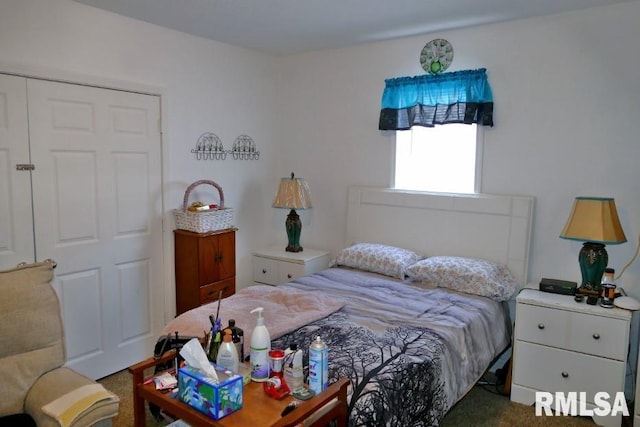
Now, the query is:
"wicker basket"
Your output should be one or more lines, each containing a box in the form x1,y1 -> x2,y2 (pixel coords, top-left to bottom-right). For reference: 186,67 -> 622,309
173,180 -> 234,233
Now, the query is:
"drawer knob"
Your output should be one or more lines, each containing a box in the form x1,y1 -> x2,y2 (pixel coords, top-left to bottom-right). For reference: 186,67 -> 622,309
537,323 -> 545,330
287,274 -> 292,279
561,371 -> 569,378
592,333 -> 600,340
262,269 -> 267,274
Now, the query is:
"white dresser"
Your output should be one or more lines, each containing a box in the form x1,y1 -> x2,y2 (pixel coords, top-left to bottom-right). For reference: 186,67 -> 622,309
252,247 -> 330,285
511,288 -> 632,427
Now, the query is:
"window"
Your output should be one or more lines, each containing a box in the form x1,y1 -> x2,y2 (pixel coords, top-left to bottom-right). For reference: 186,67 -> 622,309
393,124 -> 481,194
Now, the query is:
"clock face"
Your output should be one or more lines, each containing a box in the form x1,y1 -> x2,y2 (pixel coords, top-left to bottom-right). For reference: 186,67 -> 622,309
420,39 -> 454,74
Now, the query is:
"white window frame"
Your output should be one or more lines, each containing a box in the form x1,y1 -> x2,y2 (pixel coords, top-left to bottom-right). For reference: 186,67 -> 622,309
390,125 -> 484,194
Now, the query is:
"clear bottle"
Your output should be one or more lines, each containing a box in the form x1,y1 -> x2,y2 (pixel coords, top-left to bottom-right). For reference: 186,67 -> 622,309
216,328 -> 239,373
284,343 -> 304,392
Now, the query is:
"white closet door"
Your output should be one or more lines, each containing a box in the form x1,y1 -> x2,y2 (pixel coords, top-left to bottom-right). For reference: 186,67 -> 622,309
0,74 -> 34,268
27,79 -> 163,379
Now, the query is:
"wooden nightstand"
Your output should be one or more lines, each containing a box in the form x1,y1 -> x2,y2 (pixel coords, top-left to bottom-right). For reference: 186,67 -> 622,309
511,288 -> 632,427
252,247 -> 330,285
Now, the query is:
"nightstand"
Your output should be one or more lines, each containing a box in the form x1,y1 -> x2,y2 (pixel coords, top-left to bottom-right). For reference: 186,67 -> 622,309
511,288 -> 632,427
252,247 -> 330,285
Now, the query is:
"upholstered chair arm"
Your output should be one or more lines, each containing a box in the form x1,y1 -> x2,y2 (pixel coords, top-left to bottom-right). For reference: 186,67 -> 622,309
24,367 -> 119,427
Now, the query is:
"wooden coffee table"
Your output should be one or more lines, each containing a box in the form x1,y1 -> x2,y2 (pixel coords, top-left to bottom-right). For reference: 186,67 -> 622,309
129,350 -> 349,427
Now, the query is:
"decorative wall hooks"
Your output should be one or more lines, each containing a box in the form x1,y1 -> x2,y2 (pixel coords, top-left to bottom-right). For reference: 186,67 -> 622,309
230,135 -> 260,160
191,132 -> 260,161
192,132 -> 226,160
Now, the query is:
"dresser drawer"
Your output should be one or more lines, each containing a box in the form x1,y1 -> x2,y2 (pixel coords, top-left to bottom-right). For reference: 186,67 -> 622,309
515,303 -> 628,360
199,278 -> 235,304
513,341 -> 625,401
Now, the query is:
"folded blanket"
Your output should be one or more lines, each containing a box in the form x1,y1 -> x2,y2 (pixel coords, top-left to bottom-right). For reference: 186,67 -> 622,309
41,384 -> 119,427
162,284 -> 345,355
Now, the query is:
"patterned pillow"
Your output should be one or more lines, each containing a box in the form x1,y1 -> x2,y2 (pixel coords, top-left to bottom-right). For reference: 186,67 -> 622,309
405,256 -> 518,301
329,243 -> 422,279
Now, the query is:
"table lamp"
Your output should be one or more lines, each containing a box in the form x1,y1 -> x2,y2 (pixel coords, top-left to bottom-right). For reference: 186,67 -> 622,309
272,172 -> 312,252
560,197 -> 627,293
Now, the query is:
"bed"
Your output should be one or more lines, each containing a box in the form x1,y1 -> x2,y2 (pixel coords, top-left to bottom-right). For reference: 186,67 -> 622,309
163,187 -> 534,426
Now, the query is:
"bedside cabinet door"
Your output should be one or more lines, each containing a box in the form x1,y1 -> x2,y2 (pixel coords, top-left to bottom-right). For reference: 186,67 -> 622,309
253,256 -> 278,285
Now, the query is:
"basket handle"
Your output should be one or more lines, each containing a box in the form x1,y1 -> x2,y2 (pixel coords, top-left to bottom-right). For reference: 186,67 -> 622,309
182,180 -> 225,211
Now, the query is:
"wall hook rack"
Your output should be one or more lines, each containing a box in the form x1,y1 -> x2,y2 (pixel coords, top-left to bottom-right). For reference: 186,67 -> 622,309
230,135 -> 260,160
192,132 -> 226,160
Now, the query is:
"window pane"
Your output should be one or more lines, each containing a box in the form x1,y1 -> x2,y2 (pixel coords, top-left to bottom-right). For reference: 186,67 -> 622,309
394,124 -> 477,193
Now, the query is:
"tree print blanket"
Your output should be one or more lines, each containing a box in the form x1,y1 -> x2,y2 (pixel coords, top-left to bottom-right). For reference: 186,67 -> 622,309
272,268 -> 510,426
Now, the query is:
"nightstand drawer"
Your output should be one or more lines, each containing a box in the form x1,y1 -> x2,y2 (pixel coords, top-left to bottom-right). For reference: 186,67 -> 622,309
515,303 -> 628,360
513,341 -> 624,400
252,257 -> 279,285
278,263 -> 307,283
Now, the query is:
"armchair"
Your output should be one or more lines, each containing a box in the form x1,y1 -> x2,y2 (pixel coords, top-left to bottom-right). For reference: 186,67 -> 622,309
0,261 -> 119,426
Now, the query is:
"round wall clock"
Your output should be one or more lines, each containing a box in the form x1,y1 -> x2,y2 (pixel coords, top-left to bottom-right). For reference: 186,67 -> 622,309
420,39 -> 454,74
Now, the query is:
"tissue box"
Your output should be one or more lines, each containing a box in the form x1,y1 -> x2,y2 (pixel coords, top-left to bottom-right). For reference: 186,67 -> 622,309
178,364 -> 243,420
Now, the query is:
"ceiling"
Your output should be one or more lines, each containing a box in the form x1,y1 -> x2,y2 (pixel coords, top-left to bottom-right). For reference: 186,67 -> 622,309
74,0 -> 633,55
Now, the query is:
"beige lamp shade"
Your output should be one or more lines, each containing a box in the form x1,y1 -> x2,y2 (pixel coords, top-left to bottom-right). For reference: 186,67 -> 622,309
560,197 -> 627,244
272,173 -> 312,209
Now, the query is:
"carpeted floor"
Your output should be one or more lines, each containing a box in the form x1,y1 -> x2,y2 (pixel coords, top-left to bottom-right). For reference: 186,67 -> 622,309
99,369 -> 616,426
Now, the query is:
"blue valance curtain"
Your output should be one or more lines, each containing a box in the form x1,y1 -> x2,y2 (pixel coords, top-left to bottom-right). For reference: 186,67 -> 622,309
378,68 -> 494,131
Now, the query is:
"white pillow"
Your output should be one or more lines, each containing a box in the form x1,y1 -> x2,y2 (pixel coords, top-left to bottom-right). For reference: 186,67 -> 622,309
406,256 -> 518,301
329,243 -> 422,279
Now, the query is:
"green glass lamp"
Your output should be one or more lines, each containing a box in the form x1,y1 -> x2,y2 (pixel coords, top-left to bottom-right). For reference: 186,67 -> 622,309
560,197 -> 627,293
272,172 -> 312,252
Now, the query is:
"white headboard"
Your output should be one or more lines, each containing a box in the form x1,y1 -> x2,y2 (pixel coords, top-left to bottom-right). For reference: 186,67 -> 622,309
346,187 -> 535,286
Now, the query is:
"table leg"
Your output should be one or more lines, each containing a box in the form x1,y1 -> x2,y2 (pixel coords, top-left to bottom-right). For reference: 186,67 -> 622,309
130,367 -> 146,427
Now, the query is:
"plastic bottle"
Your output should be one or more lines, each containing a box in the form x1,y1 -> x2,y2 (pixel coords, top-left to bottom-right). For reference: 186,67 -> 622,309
600,268 -> 616,308
308,336 -> 328,394
249,307 -> 271,382
283,343 -> 304,392
216,328 -> 239,373
228,319 -> 244,362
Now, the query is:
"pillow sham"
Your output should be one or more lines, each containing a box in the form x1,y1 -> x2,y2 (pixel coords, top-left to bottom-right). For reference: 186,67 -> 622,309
329,243 -> 422,279
406,256 -> 518,301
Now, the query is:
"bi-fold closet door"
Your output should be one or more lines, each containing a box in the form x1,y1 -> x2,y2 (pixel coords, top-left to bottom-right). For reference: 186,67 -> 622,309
0,73 -> 164,379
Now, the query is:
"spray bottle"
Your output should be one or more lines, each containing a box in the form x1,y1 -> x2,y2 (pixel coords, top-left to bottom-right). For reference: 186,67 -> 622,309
249,307 -> 271,382
308,336 -> 328,394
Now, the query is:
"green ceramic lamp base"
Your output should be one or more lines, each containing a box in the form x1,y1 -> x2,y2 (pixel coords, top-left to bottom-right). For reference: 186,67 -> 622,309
577,241 -> 608,293
285,209 -> 303,253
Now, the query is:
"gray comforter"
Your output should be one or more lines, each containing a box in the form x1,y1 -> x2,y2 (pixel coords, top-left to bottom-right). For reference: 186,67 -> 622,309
272,268 -> 511,426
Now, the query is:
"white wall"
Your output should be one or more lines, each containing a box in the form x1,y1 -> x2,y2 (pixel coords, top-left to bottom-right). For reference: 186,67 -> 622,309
277,2 -> 640,300
0,0 -> 282,318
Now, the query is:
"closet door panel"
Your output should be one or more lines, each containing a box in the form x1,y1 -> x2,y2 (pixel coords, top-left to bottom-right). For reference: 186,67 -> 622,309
52,151 -> 98,242
0,74 -> 34,269
27,79 -> 163,379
